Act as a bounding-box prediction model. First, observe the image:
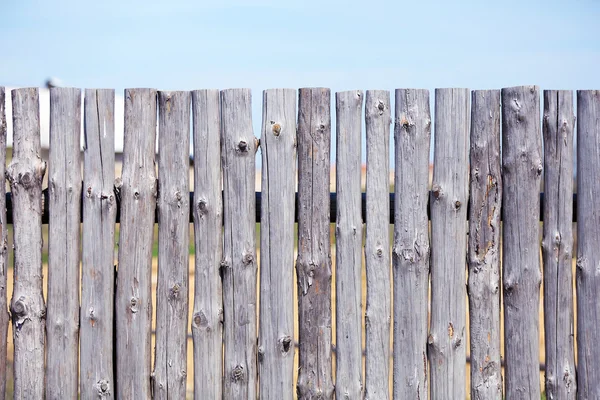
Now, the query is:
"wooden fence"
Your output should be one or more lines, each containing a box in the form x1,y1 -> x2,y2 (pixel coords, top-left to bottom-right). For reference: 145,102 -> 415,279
0,85 -> 597,399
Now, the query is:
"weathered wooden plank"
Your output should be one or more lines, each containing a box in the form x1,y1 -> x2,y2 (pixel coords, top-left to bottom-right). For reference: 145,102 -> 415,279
296,87 -> 334,399
153,91 -> 191,399
191,89 -> 223,400
7,87 -> 46,399
501,85 -> 542,399
467,90 -> 502,400
115,88 -> 157,400
335,90 -> 363,399
0,87 -> 8,400
392,89 -> 431,399
80,89 -> 117,400
221,88 -> 257,400
576,90 -> 600,399
364,90 -> 391,400
429,87 -> 469,399
258,88 -> 297,399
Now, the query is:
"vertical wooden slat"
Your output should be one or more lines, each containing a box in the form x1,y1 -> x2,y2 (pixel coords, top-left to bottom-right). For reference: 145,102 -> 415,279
468,90 -> 502,399
576,90 -> 600,399
258,88 -> 297,399
501,85 -> 542,399
335,90 -> 363,399
153,91 -> 191,399
429,88 -> 469,399
221,88 -> 257,400
392,89 -> 431,399
364,90 -> 391,400
7,88 -> 46,399
81,89 -> 117,399
296,87 -> 334,399
191,89 -> 223,400
115,88 -> 157,399
0,87 -> 8,400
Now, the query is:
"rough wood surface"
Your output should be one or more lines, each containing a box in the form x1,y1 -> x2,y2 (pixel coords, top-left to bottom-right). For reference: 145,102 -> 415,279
296,87 -> 334,399
364,90 -> 391,400
115,88 -> 157,400
221,88 -> 257,400
153,91 -> 191,399
576,90 -> 600,399
335,90 -> 363,399
80,89 -> 117,400
429,88 -> 469,399
0,87 -> 8,400
191,89 -> 223,400
258,88 -> 297,399
501,85 -> 542,399
7,88 -> 47,399
392,89 -> 431,399
468,90 -> 502,400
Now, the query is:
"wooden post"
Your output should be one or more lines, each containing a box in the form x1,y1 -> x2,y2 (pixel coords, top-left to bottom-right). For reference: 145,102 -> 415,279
335,90 -> 363,399
221,88 -> 257,400
429,88 -> 469,399
115,88 -> 157,399
7,88 -> 46,399
258,88 -> 297,399
501,85 -> 542,399
296,87 -> 334,399
153,91 -> 191,399
364,90 -> 391,400
80,89 -> 117,399
392,89 -> 430,399
0,87 -> 8,400
191,89 -> 223,400
576,90 -> 600,399
468,90 -> 502,399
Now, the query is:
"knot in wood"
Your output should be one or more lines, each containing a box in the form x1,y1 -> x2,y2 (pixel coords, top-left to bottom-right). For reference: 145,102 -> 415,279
134,190 -> 140,200
377,100 -> 385,115
272,123 -> 282,136
193,311 -> 209,330
197,198 -> 208,216
20,171 -> 33,186
237,140 -> 248,152
242,251 -> 254,265
130,297 -> 139,313
95,379 -> 110,396
376,247 -> 383,258
86,186 -> 93,198
231,365 -> 246,382
11,296 -> 28,317
454,200 -> 462,210
432,185 -> 442,200
536,163 -> 543,176
257,346 -> 264,362
169,284 -> 181,300
279,335 -> 292,353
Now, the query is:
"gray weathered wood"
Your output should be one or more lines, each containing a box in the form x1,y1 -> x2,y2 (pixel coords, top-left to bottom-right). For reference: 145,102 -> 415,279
258,88 -> 297,399
364,90 -> 391,400
0,87 -> 8,400
392,89 -> 431,399
429,88 -> 469,399
221,88 -> 257,400
467,90 -> 502,400
80,89 -> 117,400
153,91 -> 191,399
191,89 -> 223,400
46,87 -> 82,399
501,85 -> 542,399
7,88 -> 46,399
335,90 -> 364,399
576,90 -> 600,400
296,87 -> 334,399
115,88 -> 157,400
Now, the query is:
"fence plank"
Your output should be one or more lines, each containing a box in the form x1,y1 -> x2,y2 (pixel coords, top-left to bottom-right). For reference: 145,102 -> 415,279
392,89 -> 431,399
221,88 -> 257,400
115,88 -> 157,399
153,91 -> 191,399
258,88 -> 297,399
296,87 -> 334,399
429,88 -> 469,399
7,87 -> 46,399
0,87 -> 8,400
576,90 -> 600,399
80,89 -> 117,399
501,85 -> 542,399
364,90 -> 391,400
468,90 -> 502,400
191,89 -> 223,400
335,90 -> 364,399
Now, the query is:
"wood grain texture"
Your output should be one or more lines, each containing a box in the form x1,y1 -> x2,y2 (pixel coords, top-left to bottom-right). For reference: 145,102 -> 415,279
392,89 -> 431,399
258,89 -> 297,400
0,87 -> 8,400
191,89 -> 223,400
501,85 -> 542,399
468,90 -> 502,400
296,87 -> 334,399
429,88 -> 469,400
115,88 -> 157,400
